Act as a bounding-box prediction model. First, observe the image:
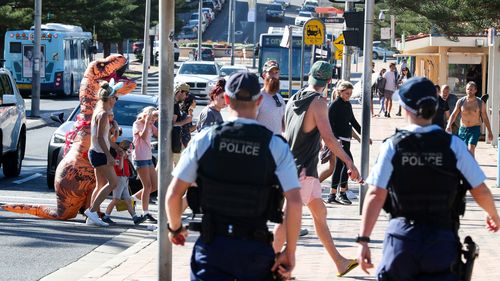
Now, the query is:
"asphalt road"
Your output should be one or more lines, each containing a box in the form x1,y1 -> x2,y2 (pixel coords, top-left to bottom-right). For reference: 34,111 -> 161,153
203,0 -> 302,43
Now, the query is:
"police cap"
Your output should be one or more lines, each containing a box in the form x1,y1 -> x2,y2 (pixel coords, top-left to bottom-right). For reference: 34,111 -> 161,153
225,72 -> 261,101
398,77 -> 437,115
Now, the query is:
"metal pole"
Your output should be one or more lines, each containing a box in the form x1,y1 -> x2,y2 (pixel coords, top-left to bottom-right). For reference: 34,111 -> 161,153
288,25 -> 293,97
359,0 -> 375,214
31,0 -> 41,117
197,0 -> 202,61
126,39 -> 130,68
252,16 -> 257,68
341,1 -> 353,81
390,15 -> 395,48
158,0 -> 174,279
300,28 -> 305,88
230,0 -> 235,65
227,0 -> 232,43
141,0 -> 151,95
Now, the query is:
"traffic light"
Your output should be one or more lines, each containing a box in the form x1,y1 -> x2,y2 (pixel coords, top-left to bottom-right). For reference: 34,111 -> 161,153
342,11 -> 364,48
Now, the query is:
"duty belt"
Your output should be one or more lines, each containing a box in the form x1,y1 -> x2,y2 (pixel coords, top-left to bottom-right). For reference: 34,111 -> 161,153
392,217 -> 458,230
213,223 -> 273,244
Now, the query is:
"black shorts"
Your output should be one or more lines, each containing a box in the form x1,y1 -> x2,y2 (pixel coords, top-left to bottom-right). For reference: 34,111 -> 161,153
89,149 -> 107,168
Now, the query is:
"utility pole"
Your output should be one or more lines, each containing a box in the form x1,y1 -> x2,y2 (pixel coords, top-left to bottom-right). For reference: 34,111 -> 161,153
197,0 -> 202,61
158,0 -> 174,279
249,0 -> 257,68
359,0 -> 375,214
141,0 -> 151,95
341,0 -> 354,81
227,0 -> 232,43
230,0 -> 236,65
31,0 -> 41,117
390,15 -> 396,48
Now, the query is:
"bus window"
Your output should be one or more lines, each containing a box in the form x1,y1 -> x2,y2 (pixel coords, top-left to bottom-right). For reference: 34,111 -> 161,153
10,42 -> 21,53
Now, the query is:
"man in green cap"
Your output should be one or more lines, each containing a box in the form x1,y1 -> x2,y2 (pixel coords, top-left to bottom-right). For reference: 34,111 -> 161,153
274,61 -> 362,277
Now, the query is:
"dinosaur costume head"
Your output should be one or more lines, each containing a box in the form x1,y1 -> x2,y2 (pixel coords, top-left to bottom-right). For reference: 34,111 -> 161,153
1,54 -> 136,220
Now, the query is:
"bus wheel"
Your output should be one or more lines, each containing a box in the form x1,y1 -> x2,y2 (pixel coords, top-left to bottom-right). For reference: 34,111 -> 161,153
70,76 -> 75,96
60,76 -> 74,97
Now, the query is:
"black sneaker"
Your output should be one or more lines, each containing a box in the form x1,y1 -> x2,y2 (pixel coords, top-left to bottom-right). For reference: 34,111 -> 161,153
387,113 -> 391,118
336,192 -> 352,205
299,229 -> 309,237
396,112 -> 402,116
102,216 -> 116,224
144,213 -> 157,224
133,215 -> 147,225
327,194 -> 341,204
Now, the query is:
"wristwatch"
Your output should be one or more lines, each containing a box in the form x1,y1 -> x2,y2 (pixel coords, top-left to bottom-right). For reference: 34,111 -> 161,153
167,223 -> 183,235
355,235 -> 370,243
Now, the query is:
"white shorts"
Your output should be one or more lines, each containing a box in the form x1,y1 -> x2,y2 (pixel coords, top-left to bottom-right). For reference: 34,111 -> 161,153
112,176 -> 130,200
299,170 -> 322,205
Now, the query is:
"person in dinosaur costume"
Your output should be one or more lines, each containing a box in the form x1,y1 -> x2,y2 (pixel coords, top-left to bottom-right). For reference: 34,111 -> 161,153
1,54 -> 136,220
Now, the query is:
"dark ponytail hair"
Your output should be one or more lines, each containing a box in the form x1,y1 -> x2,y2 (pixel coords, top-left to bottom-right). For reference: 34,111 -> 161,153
208,78 -> 226,101
416,99 -> 437,119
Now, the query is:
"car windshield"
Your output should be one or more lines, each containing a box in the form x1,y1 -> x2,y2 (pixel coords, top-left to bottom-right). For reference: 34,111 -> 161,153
190,14 -> 199,20
299,11 -> 311,17
221,68 -> 246,76
302,5 -> 315,12
182,26 -> 195,33
71,100 -> 156,126
268,4 -> 282,10
179,64 -> 218,75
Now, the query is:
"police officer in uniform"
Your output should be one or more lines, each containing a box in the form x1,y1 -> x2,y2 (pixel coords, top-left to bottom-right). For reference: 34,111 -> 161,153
166,72 -> 303,281
356,77 -> 500,281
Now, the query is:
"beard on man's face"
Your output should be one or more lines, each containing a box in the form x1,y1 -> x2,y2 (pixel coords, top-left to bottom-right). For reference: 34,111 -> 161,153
265,76 -> 280,94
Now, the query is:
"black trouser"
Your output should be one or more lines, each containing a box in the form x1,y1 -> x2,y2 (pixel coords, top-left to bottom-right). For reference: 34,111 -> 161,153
331,140 -> 352,190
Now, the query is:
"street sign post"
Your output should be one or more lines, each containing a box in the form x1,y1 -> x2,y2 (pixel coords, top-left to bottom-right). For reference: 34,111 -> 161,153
303,18 -> 325,46
334,33 -> 344,60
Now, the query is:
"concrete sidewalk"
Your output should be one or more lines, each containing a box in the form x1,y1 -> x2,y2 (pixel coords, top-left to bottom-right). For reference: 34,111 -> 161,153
50,103 -> 500,281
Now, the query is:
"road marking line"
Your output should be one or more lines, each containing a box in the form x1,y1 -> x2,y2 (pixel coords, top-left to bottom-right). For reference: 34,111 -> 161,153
0,195 -> 56,202
13,173 -> 42,184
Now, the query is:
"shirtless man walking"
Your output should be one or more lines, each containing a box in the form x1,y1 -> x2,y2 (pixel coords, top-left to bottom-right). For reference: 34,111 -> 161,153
446,81 -> 492,156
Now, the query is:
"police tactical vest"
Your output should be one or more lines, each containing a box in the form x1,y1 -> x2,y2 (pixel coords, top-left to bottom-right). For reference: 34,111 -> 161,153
196,121 -> 282,228
384,129 -> 464,228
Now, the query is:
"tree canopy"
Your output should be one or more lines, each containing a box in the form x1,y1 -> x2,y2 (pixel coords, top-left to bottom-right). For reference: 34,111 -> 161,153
386,0 -> 500,35
0,0 -> 162,57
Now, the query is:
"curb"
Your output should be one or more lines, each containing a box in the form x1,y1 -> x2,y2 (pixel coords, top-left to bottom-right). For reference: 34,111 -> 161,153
40,228 -> 154,281
79,231 -> 157,280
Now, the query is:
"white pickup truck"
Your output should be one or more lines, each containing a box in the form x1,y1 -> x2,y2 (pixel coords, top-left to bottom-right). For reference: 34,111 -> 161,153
0,67 -> 26,177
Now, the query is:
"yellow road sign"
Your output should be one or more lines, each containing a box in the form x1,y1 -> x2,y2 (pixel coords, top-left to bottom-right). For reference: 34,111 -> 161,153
333,34 -> 344,60
303,18 -> 325,46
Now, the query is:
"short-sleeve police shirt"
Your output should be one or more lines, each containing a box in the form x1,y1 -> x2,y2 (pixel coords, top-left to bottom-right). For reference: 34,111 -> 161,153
173,117 -> 301,192
366,124 -> 486,189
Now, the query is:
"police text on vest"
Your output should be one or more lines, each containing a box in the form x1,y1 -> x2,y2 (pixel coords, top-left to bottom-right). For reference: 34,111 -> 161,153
401,152 -> 443,166
219,138 -> 260,156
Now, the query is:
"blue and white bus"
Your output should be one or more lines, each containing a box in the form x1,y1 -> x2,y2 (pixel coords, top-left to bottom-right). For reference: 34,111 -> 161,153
259,27 -> 333,98
4,23 -> 93,96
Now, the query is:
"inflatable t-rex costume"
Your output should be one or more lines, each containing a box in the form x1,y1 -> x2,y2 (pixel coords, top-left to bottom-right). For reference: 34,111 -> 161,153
2,54 -> 136,219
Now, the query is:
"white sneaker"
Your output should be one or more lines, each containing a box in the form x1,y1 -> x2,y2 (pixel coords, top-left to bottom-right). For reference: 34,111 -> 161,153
84,209 -> 109,227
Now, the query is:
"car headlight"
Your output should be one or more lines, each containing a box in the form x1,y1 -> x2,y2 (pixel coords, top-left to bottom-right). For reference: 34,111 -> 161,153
51,133 -> 66,144
208,80 -> 217,87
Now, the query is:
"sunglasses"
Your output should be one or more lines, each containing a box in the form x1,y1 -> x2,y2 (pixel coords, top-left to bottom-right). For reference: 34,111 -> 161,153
272,95 -> 282,107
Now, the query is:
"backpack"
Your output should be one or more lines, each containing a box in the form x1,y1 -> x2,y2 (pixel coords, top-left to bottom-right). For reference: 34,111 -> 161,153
376,77 -> 386,97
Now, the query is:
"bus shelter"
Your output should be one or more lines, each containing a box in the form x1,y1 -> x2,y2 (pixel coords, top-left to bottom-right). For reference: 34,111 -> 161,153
397,33 -> 500,146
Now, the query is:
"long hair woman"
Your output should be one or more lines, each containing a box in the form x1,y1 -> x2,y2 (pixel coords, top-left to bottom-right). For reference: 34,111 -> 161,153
84,81 -> 121,226
131,106 -> 159,223
197,78 -> 226,131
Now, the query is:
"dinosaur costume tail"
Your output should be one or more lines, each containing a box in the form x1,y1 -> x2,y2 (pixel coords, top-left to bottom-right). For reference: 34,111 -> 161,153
1,203 -> 78,220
